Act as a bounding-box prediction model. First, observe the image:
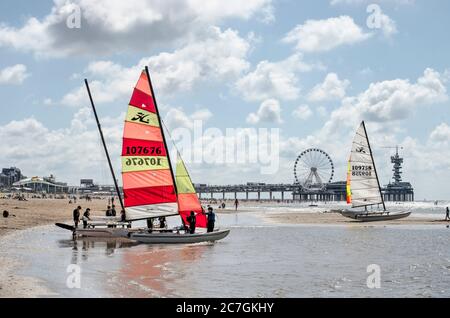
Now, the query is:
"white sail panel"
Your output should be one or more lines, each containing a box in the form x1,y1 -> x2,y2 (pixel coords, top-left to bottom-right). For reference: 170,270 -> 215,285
125,202 -> 179,221
348,122 -> 383,208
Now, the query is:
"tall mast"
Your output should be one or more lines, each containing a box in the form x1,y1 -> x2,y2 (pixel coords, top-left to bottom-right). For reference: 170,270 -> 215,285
84,79 -> 125,212
144,66 -> 179,197
362,121 -> 386,211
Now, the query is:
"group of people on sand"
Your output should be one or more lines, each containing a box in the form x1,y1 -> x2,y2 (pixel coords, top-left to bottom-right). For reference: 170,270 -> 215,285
72,206 -> 91,229
72,204 -> 126,229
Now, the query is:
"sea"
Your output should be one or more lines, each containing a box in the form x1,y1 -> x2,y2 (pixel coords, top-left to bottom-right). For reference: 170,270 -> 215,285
0,201 -> 449,297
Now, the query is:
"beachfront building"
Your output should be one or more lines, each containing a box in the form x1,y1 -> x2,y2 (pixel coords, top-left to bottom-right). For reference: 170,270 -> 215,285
12,175 -> 69,193
0,167 -> 25,188
77,179 -> 118,195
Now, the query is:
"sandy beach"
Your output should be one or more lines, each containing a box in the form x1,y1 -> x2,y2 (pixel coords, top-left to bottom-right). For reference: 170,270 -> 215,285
0,197 -> 115,237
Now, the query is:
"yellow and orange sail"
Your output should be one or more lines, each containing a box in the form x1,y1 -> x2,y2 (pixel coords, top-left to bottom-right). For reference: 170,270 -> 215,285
175,154 -> 207,228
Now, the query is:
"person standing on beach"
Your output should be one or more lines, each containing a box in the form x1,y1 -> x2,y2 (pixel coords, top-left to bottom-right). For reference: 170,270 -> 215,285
234,199 -> 239,211
446,207 -> 450,221
147,218 -> 154,233
105,206 -> 112,217
187,211 -> 196,234
111,205 -> 117,217
82,208 -> 91,229
207,206 -> 216,233
73,206 -> 81,228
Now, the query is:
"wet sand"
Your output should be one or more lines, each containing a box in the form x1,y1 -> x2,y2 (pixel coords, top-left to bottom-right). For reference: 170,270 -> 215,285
0,197 -> 110,297
262,211 -> 448,226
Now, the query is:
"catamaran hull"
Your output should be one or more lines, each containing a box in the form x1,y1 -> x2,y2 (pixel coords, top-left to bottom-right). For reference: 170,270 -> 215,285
75,228 -> 133,238
55,223 -> 135,238
130,229 -> 230,244
340,210 -> 411,222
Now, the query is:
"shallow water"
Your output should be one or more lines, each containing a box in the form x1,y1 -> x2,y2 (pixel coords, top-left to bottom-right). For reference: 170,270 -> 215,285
1,212 -> 450,297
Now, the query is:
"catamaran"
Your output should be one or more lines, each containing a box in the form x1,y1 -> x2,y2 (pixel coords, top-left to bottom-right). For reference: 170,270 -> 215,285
340,121 -> 411,222
57,67 -> 229,243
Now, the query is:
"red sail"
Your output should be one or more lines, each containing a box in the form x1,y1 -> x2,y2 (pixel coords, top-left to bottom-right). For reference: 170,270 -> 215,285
122,71 -> 178,220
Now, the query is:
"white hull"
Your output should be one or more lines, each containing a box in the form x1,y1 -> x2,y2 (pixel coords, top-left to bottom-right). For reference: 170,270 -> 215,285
340,209 -> 411,222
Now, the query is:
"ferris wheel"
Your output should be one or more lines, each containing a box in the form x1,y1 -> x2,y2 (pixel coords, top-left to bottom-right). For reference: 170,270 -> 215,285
293,148 -> 334,190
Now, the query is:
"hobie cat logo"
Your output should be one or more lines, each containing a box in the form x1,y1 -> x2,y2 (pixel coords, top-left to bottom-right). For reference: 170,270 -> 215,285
356,147 -> 366,153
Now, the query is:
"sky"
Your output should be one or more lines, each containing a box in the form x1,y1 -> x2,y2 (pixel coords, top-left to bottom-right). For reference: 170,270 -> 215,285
0,0 -> 449,200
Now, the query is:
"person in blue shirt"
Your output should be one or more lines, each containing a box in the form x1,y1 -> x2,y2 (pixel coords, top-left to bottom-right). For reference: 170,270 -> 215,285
207,206 -> 216,233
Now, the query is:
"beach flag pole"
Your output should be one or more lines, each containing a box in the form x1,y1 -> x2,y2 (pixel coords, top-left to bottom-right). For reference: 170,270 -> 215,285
84,79 -> 125,213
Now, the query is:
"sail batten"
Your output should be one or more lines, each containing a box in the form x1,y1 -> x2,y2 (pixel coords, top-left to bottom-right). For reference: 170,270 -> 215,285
346,121 -> 384,208
122,70 -> 178,221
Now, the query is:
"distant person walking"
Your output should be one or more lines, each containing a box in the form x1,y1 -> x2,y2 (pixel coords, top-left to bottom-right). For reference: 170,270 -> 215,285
446,207 -> 450,221
73,206 -> 81,228
207,206 -> 216,233
234,199 -> 239,211
187,211 -> 196,234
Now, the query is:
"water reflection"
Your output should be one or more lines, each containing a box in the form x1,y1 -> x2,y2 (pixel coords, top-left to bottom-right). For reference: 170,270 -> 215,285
115,243 -> 212,297
57,237 -> 139,264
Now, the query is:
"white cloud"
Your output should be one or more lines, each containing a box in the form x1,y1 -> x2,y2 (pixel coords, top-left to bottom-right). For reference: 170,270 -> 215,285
0,0 -> 272,57
235,54 -> 319,101
308,73 -> 350,102
322,68 -> 448,137
429,123 -> 450,146
0,108 -> 124,185
283,16 -> 371,52
61,27 -> 250,107
246,99 -> 283,124
164,107 -> 213,130
378,12 -> 398,37
330,0 -> 414,6
292,104 -> 313,120
0,64 -> 29,85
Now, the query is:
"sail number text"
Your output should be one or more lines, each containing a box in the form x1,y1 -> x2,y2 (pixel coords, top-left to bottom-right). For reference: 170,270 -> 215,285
124,157 -> 163,166
125,146 -> 162,155
352,165 -> 372,177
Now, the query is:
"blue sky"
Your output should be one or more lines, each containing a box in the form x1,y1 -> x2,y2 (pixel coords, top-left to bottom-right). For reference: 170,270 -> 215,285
0,0 -> 448,199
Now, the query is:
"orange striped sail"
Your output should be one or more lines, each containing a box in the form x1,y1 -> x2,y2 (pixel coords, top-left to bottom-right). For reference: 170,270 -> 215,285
122,71 -> 178,220
175,154 -> 207,228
